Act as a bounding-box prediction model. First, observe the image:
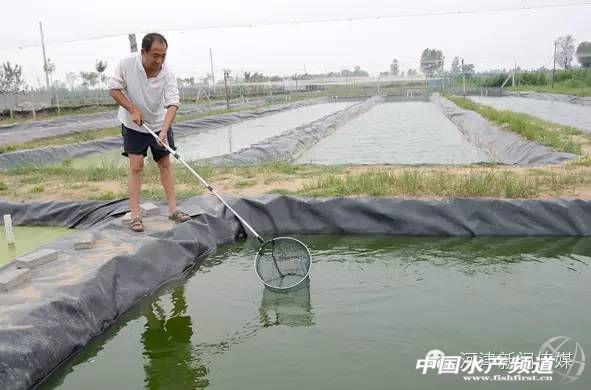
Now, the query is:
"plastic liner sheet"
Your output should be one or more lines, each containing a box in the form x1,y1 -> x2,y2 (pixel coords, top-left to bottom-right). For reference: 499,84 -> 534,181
0,199 -> 128,229
0,99 -> 323,171
508,91 -> 591,106
432,95 -> 575,165
2,194 -> 591,389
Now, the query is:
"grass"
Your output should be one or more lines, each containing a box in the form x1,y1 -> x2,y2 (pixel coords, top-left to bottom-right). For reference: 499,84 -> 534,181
571,155 -> 591,167
3,160 -> 591,201
268,188 -> 296,195
0,126 -> 121,154
5,160 -> 127,183
299,168 -> 587,198
447,95 -> 583,155
89,191 -> 118,200
138,186 -> 203,201
511,84 -> 591,97
235,179 -> 257,188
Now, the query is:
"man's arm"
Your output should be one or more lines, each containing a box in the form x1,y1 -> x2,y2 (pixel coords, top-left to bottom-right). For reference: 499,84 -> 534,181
107,60 -> 143,126
109,89 -> 143,126
161,73 -> 180,134
161,105 -> 178,133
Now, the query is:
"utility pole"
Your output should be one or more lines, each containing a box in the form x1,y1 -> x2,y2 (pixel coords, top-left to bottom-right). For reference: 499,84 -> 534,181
552,40 -> 557,89
209,48 -> 215,87
441,58 -> 445,93
513,62 -> 516,87
39,22 -> 50,94
223,69 -> 231,109
128,34 -> 138,53
462,58 -> 466,97
377,74 -> 381,95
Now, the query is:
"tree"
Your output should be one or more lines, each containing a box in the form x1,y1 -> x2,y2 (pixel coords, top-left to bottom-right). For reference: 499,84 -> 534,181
390,59 -> 399,76
65,72 -> 79,91
79,71 -> 99,89
352,65 -> 369,77
576,41 -> 591,68
555,35 -> 575,69
420,48 -> 444,77
176,77 -> 196,89
0,61 -> 26,94
340,69 -> 353,77
461,63 -> 475,78
243,71 -> 270,82
407,69 -> 418,77
451,57 -> 461,76
95,60 -> 108,88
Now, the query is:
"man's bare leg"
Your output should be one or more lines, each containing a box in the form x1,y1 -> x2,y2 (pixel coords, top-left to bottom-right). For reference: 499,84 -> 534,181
128,154 -> 144,219
156,155 -> 177,216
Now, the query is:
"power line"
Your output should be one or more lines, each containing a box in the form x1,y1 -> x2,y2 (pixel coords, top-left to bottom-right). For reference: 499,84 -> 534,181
1,1 -> 590,51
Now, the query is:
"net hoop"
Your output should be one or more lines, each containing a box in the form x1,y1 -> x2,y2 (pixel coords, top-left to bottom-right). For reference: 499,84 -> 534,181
254,236 -> 312,291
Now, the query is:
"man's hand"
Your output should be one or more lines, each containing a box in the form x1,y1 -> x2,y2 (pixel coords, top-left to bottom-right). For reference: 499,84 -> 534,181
157,130 -> 169,147
130,107 -> 143,126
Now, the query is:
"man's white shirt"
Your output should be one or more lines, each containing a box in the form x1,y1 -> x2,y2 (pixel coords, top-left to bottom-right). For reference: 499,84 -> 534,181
108,54 -> 180,133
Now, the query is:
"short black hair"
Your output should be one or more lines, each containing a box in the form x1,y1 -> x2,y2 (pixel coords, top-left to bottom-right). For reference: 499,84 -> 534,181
142,33 -> 168,52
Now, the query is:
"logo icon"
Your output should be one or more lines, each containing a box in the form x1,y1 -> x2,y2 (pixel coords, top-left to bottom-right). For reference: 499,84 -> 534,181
539,336 -> 585,384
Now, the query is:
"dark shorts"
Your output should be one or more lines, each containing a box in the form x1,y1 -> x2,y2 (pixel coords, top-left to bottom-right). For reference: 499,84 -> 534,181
121,124 -> 176,162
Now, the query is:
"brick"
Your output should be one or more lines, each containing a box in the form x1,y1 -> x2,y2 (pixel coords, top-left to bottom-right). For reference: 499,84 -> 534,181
140,203 -> 160,216
0,267 -> 30,291
14,248 -> 58,269
74,232 -> 97,250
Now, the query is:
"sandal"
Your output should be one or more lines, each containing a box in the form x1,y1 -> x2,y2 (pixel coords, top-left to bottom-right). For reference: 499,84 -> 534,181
169,210 -> 191,223
130,217 -> 144,232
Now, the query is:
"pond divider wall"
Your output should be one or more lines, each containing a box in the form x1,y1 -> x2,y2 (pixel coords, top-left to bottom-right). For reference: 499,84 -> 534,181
432,95 -> 575,165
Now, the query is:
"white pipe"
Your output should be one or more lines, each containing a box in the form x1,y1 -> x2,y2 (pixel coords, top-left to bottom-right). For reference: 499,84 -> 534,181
3,214 -> 15,247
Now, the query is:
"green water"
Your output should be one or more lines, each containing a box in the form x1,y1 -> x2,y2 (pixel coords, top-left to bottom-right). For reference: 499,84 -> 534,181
0,226 -> 72,266
296,102 -> 491,165
41,235 -> 591,390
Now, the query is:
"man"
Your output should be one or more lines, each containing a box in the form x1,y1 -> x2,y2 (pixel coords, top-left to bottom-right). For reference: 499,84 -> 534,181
109,33 -> 191,232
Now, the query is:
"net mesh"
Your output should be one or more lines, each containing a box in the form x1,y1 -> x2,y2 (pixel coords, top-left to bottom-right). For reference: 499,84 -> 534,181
255,237 -> 311,290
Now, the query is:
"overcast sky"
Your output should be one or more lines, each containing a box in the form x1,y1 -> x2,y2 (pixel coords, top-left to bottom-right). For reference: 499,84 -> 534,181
0,0 -> 590,86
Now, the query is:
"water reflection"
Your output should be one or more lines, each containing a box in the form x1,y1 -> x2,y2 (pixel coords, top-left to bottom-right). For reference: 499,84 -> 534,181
142,286 -> 208,389
259,279 -> 315,328
139,274 -> 314,388
304,235 -> 591,275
